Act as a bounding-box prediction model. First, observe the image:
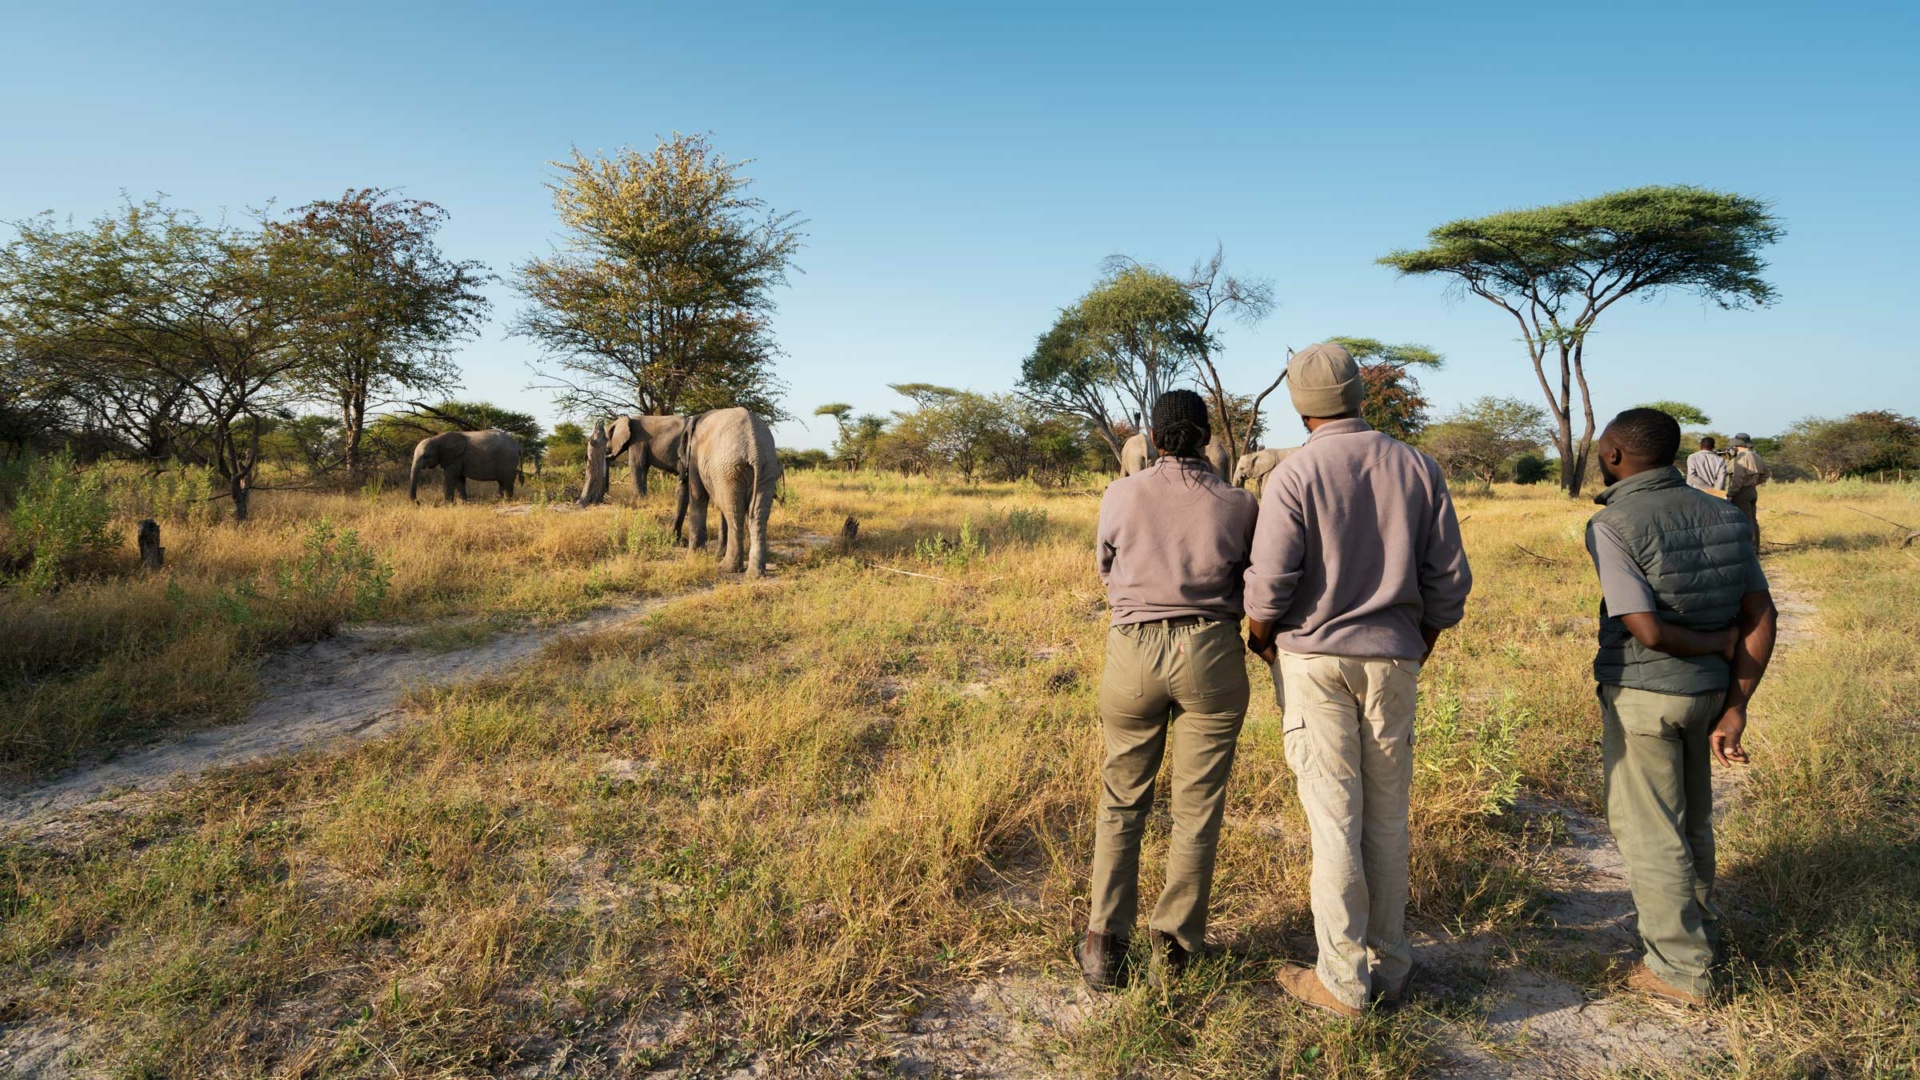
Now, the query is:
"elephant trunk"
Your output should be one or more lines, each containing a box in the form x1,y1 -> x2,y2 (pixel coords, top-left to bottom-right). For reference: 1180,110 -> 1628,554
409,449 -> 425,502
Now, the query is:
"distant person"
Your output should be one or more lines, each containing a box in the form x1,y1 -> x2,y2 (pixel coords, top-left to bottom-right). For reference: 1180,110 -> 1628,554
1685,435 -> 1727,494
1079,389 -> 1259,991
1586,408 -> 1777,1006
1243,343 -> 1473,1016
1725,433 -> 1769,546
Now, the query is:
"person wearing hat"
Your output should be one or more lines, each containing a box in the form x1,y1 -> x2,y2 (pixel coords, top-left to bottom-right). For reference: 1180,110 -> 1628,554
1725,433 -> 1769,546
1242,342 -> 1473,1016
1078,389 -> 1259,991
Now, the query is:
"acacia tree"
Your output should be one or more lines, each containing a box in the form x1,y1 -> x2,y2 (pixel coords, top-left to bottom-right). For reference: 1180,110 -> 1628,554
1018,266 -> 1202,465
270,190 -> 490,480
1326,336 -> 1443,442
517,133 -> 801,421
0,200 -> 313,520
1381,185 -> 1781,496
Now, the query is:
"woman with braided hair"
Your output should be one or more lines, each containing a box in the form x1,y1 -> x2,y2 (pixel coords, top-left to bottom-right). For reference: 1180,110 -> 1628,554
1077,389 -> 1260,990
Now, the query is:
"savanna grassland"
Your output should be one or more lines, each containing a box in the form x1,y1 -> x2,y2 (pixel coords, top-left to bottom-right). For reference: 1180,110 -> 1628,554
0,472 -> 1916,1078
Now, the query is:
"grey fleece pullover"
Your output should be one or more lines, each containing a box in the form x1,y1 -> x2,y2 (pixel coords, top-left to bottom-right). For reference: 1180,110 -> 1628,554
1097,456 -> 1259,625
1243,418 -> 1472,660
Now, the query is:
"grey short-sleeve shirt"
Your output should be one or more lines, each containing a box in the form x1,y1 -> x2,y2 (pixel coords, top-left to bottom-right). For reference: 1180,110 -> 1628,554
1585,520 -> 1768,616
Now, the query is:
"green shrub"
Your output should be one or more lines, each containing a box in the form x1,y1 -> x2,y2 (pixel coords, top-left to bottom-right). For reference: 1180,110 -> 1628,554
268,520 -> 392,638
1511,453 -> 1551,485
1003,507 -> 1049,543
5,454 -> 118,591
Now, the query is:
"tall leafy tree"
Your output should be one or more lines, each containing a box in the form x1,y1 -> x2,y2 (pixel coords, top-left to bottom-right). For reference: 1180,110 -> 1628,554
1380,185 -> 1781,495
269,189 -> 491,480
0,199 -> 314,520
516,133 -> 802,421
1326,336 -> 1444,442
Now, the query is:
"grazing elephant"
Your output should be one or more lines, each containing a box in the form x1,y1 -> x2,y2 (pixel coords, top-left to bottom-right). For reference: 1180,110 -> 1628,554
1120,433 -> 1232,480
605,414 -> 689,497
1232,447 -> 1296,498
673,407 -> 783,576
410,430 -> 521,503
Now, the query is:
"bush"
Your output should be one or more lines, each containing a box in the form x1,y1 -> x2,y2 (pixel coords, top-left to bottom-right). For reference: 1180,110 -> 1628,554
5,454 -> 118,591
1511,454 -> 1551,485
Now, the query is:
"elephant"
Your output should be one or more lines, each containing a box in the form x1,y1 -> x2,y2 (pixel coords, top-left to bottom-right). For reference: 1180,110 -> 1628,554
672,407 -> 783,577
409,429 -> 521,503
1120,432 -> 1232,480
605,414 -> 689,497
1231,447 -> 1296,498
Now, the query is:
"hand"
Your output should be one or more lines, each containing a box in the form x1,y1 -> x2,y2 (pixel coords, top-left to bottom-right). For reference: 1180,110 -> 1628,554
1709,705 -> 1750,767
1720,627 -> 1740,666
1420,624 -> 1444,665
1247,634 -> 1276,665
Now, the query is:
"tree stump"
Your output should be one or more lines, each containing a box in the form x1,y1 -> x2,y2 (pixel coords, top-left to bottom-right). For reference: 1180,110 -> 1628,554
578,419 -> 610,506
137,519 -> 164,571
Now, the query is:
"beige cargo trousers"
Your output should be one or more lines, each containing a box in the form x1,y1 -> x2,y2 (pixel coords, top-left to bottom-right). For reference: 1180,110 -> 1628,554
1088,618 -> 1250,954
1276,650 -> 1422,1011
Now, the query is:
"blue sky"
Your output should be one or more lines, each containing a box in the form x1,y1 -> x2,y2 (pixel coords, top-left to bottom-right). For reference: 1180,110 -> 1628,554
4,0 -> 1916,449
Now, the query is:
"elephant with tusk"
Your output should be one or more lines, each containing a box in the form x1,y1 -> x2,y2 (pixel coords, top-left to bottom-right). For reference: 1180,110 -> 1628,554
1231,447 -> 1296,498
409,430 -> 521,503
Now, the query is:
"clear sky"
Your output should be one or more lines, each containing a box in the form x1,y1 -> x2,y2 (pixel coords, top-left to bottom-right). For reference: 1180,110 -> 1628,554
5,0 -> 1916,449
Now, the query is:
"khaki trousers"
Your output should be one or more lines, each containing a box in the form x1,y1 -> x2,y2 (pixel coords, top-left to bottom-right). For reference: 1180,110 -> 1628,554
1601,684 -> 1724,997
1277,650 -> 1421,1010
1088,619 -> 1250,953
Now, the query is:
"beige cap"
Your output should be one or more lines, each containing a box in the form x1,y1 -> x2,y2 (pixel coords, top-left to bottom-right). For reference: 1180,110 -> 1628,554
1287,342 -> 1364,418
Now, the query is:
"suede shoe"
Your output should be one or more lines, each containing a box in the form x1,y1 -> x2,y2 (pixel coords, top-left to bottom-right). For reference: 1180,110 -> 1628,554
1627,962 -> 1708,1007
1276,964 -> 1363,1018
1073,931 -> 1129,992
1147,930 -> 1190,988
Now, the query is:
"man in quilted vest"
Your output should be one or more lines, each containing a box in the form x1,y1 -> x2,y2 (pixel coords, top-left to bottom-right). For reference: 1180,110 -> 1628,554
1587,408 -> 1778,1005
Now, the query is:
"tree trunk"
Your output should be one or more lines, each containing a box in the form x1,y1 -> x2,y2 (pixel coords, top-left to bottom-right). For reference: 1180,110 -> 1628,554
578,419 -> 610,506
342,393 -> 366,483
231,474 -> 251,522
137,519 -> 164,571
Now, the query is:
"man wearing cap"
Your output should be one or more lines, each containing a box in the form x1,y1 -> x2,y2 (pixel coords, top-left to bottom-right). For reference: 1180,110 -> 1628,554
1685,436 -> 1727,495
1079,389 -> 1260,991
1585,408 -> 1776,1005
1243,343 -> 1473,1016
1725,433 -> 1769,546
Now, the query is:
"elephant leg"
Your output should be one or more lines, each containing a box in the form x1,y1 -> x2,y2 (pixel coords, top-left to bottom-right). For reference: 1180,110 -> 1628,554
725,487 -> 749,574
443,472 -> 457,504
747,477 -> 773,577
500,474 -> 515,499
456,475 -> 469,502
688,487 -> 710,550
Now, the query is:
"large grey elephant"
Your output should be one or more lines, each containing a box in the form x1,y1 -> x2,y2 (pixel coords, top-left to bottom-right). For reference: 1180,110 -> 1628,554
409,430 -> 521,503
1121,432 -> 1232,480
605,414 -> 689,497
1232,447 -> 1296,498
673,407 -> 783,577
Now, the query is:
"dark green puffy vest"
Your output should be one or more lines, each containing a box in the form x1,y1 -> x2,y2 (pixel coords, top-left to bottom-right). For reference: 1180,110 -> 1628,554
1591,467 -> 1755,694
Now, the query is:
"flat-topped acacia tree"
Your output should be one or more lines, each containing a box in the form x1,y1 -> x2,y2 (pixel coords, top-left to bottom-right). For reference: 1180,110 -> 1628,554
1380,186 -> 1781,496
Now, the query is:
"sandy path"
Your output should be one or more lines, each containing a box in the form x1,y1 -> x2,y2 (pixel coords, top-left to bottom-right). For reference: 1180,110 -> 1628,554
0,594 -> 687,838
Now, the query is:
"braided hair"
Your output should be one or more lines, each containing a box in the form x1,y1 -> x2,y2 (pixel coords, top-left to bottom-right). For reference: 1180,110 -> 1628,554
1150,390 -> 1211,459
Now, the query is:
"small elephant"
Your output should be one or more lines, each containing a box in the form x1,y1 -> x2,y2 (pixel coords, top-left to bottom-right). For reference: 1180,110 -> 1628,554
1232,447 -> 1296,498
1120,432 -> 1232,480
605,414 -> 690,498
409,430 -> 522,503
673,407 -> 783,576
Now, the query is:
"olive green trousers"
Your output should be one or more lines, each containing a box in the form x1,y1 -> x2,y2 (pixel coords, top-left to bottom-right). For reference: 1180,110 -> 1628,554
1601,683 -> 1725,998
1088,619 -> 1249,954
1277,650 -> 1421,1010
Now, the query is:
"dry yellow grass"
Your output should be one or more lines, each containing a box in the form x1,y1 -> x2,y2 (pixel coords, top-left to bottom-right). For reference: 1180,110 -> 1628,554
0,472 -> 1914,1076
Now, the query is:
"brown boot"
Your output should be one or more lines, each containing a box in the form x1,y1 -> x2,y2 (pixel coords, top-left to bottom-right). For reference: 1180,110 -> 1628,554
1276,964 -> 1362,1018
1147,930 -> 1190,988
1074,931 -> 1129,992
1627,962 -> 1708,1007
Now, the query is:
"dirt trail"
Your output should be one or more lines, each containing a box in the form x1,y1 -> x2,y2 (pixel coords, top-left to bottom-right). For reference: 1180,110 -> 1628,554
0,594 -> 688,839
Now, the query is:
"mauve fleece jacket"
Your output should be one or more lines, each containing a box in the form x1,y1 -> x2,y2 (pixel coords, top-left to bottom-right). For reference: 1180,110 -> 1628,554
1243,418 -> 1472,661
1096,456 -> 1259,625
